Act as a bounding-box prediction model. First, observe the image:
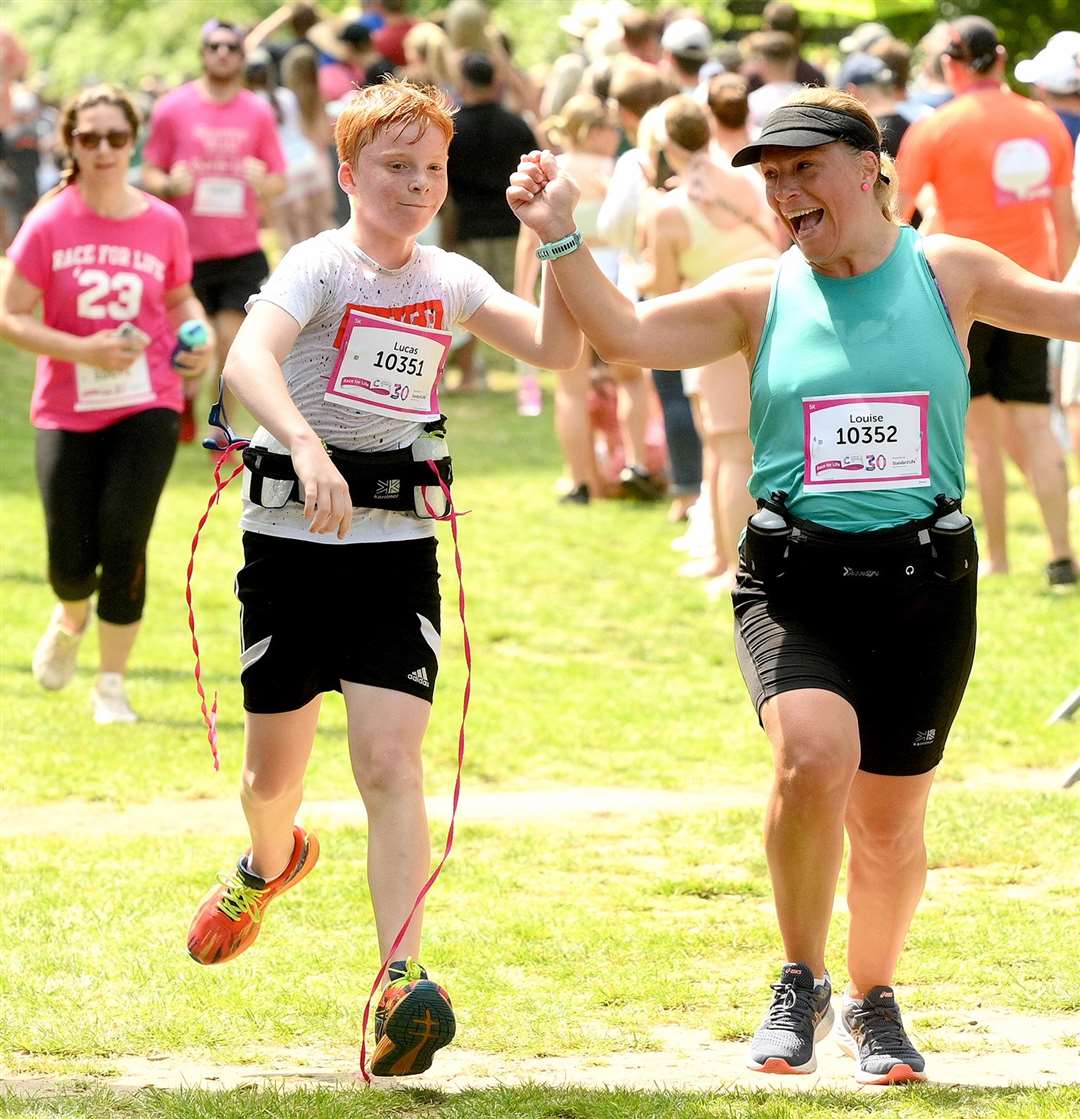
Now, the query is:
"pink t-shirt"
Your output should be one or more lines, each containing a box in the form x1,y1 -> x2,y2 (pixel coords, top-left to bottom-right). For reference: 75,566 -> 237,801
8,185 -> 193,432
142,82 -> 286,263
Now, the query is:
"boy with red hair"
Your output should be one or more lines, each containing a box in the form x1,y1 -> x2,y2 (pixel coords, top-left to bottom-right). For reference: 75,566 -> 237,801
186,79 -> 581,1076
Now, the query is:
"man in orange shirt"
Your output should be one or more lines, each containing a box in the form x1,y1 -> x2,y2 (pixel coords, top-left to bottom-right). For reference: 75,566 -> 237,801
898,17 -> 1078,587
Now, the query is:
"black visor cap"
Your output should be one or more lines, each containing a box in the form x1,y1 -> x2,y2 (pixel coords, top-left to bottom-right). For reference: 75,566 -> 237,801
731,104 -> 880,167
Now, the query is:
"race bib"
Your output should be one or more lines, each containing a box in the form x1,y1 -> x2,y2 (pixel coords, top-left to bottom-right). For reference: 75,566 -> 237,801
324,311 -> 451,421
803,392 -> 930,493
192,176 -> 246,218
74,355 -> 154,413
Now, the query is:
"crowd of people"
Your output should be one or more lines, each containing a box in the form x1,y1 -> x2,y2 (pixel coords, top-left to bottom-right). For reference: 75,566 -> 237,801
1,0 -> 1079,1091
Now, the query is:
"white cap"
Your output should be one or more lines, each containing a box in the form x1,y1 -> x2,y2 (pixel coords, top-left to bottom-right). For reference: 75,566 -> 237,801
1015,34 -> 1080,95
839,21 -> 889,55
661,17 -> 712,61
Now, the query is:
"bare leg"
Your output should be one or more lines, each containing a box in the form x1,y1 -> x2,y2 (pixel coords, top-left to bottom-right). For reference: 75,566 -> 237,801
1007,401 -> 1074,563
449,333 -> 483,391
762,689 -> 861,976
58,598 -> 90,633
344,681 -> 433,963
845,768 -> 936,996
1068,404 -> 1080,492
612,364 -> 649,469
555,350 -> 599,494
98,619 -> 139,675
241,696 -> 322,880
966,395 -> 1009,574
714,430 -> 755,587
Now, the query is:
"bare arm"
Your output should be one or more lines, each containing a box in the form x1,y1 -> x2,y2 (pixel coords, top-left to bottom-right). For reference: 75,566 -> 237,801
0,263 -> 145,370
223,301 -> 353,537
141,160 -> 193,201
244,4 -> 302,53
646,203 -> 687,298
926,234 -> 1080,342
163,284 -> 215,379
463,264 -> 583,371
507,149 -> 770,370
513,223 -> 540,301
1049,185 -> 1079,282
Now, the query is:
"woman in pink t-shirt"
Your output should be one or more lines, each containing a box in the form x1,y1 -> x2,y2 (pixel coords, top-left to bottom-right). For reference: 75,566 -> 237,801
0,84 -> 213,724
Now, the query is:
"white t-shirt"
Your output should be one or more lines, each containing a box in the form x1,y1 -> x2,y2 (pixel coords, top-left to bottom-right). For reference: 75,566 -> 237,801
241,229 -> 498,543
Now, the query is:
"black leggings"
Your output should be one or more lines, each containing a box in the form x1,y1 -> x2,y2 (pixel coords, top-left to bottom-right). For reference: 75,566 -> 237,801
35,408 -> 180,625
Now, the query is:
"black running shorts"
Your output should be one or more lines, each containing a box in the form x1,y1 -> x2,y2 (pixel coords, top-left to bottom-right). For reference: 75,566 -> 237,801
967,321 -> 1050,405
192,249 -> 269,317
236,532 -> 441,714
732,559 -> 977,776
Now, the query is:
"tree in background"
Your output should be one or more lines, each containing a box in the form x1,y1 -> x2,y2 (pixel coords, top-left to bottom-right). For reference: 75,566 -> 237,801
3,0 -> 1075,98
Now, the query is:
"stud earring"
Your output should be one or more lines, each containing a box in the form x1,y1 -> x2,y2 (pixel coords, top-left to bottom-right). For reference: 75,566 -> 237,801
861,181 -> 872,192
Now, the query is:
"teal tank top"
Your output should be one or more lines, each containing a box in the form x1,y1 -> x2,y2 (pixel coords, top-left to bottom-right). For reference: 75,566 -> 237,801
748,225 -> 968,532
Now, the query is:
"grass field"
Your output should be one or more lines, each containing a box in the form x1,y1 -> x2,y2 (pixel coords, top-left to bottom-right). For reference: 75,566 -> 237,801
1,338 -> 1078,1118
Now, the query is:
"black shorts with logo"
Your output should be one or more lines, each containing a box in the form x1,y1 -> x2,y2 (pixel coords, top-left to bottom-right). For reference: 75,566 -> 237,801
236,531 -> 441,714
192,249 -> 270,317
732,526 -> 977,777
967,321 -> 1050,404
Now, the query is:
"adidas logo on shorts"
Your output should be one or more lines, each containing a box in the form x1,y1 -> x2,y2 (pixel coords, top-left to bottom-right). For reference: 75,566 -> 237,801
407,666 -> 430,687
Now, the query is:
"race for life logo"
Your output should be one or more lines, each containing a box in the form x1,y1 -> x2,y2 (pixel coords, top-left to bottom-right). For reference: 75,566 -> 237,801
992,137 -> 1052,204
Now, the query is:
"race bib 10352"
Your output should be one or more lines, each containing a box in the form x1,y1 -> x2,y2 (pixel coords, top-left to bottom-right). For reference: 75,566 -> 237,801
803,391 -> 930,493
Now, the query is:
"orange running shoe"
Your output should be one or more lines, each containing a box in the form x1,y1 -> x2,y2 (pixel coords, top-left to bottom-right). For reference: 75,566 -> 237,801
370,958 -> 456,1077
187,825 -> 319,965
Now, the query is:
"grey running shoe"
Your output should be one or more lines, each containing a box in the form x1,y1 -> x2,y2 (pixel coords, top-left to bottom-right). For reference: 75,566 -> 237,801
747,963 -> 834,1074
836,986 -> 926,1084
32,610 -> 85,690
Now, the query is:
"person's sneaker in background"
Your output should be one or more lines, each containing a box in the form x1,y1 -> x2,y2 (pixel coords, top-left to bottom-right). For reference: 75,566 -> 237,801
32,608 -> 86,691
619,464 -> 665,502
747,963 -> 834,1074
558,483 -> 590,505
371,958 -> 456,1077
835,985 -> 926,1084
1047,557 -> 1078,590
92,673 -> 138,724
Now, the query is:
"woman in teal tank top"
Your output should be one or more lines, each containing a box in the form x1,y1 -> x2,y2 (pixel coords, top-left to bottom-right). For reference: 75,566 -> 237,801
507,86 -> 1080,1086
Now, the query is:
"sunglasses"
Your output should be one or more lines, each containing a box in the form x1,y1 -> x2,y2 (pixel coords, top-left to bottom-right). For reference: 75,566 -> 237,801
204,39 -> 243,54
72,129 -> 133,150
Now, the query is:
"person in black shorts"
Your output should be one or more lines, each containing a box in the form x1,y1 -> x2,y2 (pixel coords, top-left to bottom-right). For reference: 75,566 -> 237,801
508,86 -> 1080,1084
185,80 -> 582,1081
141,19 -> 285,445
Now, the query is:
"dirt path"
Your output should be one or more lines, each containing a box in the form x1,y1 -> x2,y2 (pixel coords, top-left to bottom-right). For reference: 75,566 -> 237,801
4,1014 -> 1078,1095
0,766 -> 1071,839
0,786 -> 763,838
3,772 -> 1076,1095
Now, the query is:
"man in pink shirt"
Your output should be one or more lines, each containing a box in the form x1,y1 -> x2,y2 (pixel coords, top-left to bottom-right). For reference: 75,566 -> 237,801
142,19 -> 286,443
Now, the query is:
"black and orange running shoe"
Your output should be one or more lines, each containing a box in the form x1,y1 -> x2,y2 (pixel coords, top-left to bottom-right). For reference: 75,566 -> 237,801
370,959 -> 456,1077
187,825 -> 319,965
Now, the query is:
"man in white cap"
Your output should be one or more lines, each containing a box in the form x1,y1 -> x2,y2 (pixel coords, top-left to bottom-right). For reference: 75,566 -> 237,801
1016,32 -> 1080,147
660,17 -> 711,92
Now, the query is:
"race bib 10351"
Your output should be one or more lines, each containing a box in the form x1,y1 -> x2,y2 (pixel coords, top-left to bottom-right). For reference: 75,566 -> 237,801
324,311 -> 451,421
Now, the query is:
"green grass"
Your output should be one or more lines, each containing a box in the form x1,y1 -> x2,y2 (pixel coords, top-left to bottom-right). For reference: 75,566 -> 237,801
1,338 -> 1078,1117
3,1085 -> 1080,1119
